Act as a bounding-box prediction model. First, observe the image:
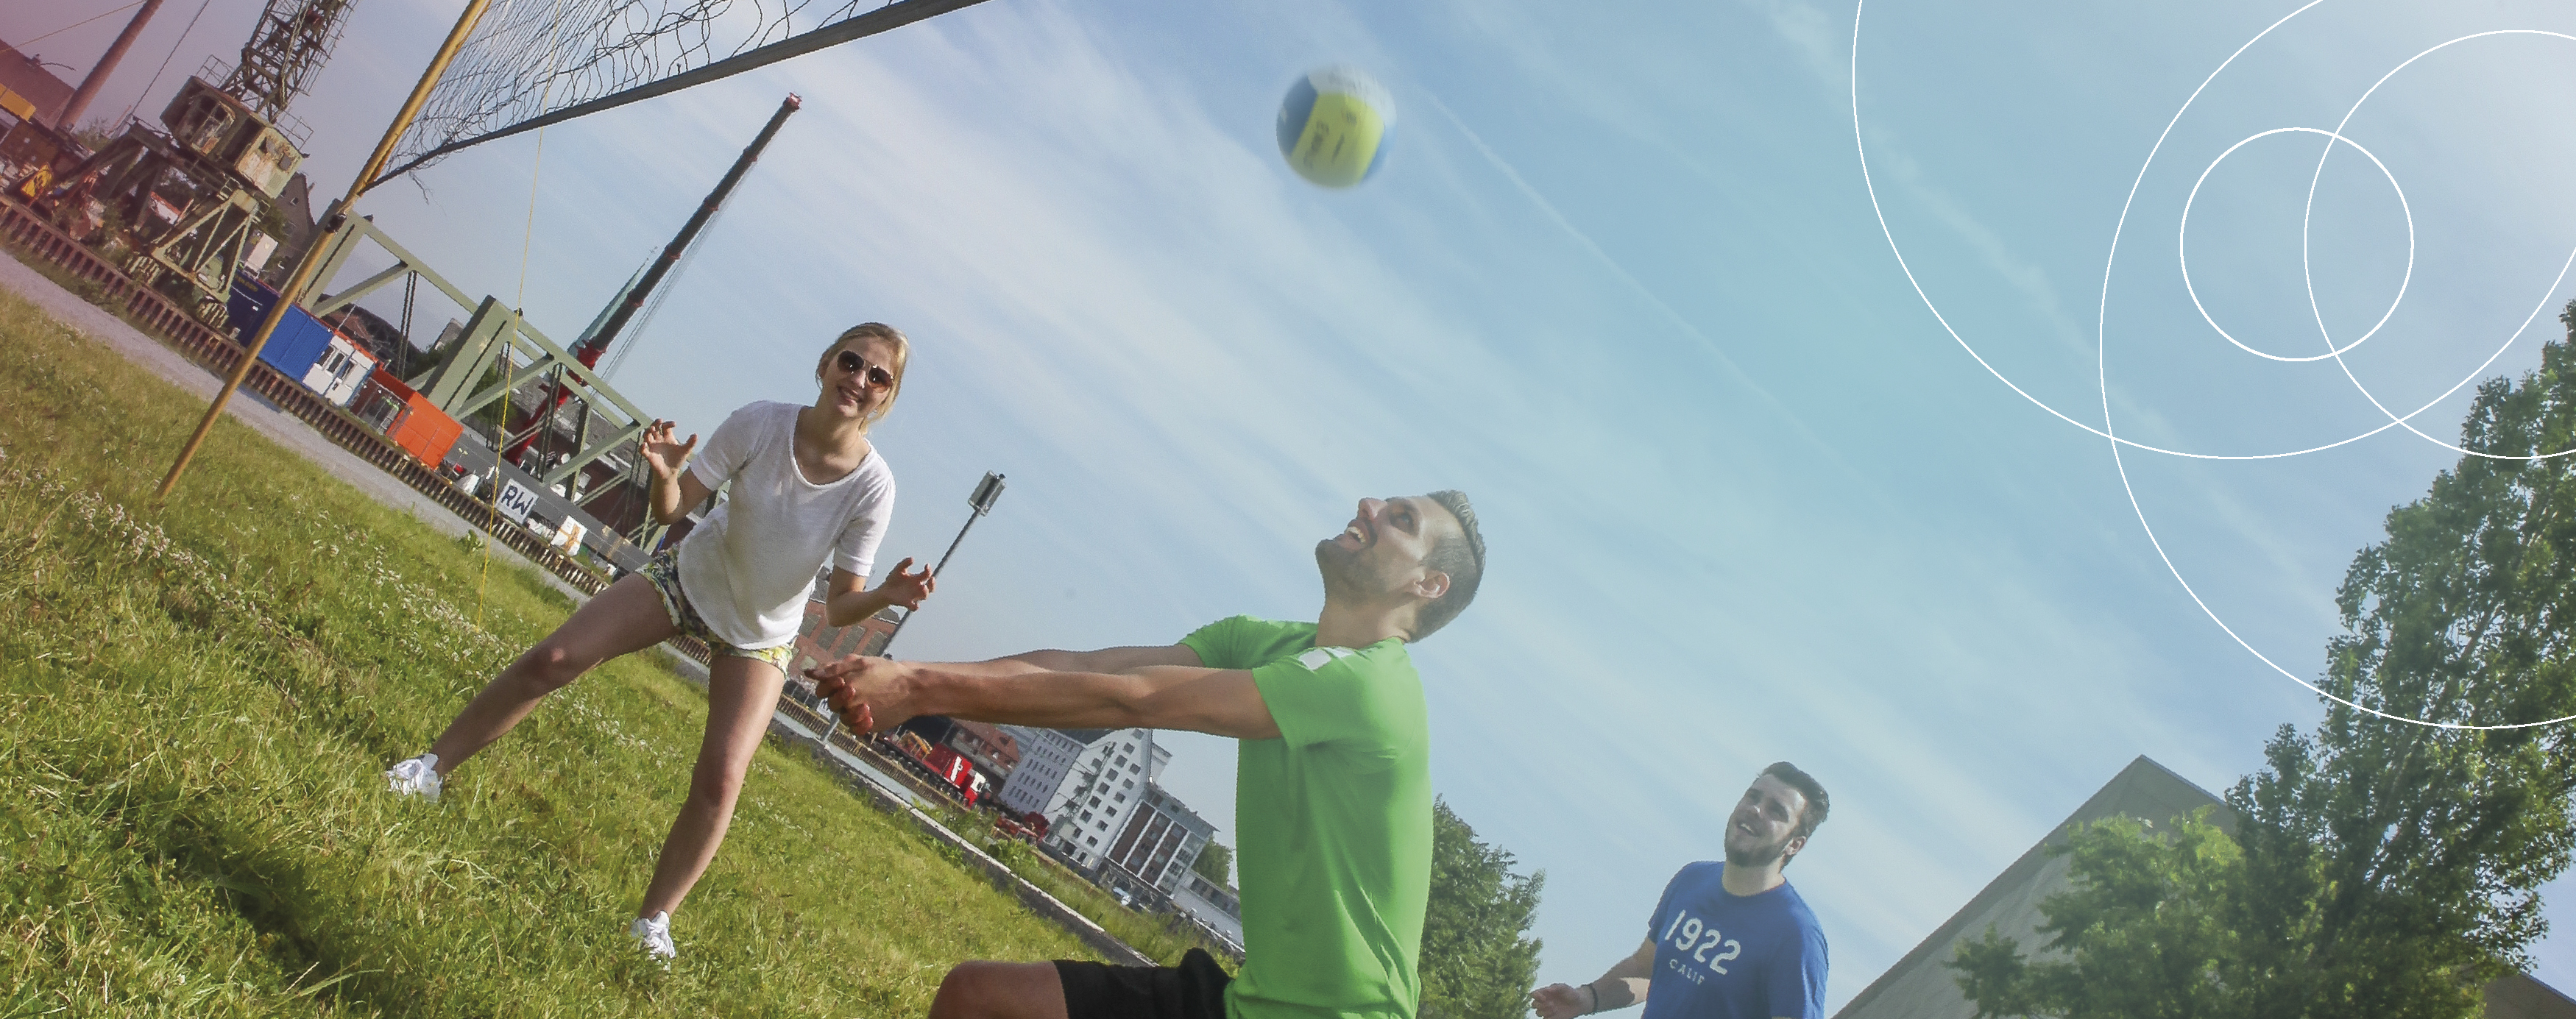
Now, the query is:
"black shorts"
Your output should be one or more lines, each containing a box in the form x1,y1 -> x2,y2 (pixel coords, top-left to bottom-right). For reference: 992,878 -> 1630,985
1055,948 -> 1232,1019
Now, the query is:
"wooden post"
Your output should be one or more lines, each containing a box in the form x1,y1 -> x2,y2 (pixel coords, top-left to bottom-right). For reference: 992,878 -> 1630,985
156,0 -> 495,501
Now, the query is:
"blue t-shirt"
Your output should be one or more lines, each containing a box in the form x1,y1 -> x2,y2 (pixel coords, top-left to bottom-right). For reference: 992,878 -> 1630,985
1639,862 -> 1827,1019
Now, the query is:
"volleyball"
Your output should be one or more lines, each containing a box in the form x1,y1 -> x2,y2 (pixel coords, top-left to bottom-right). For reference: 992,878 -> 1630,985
1276,66 -> 1395,188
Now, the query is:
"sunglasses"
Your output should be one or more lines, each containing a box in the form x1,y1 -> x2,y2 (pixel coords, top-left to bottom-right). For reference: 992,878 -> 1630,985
834,349 -> 896,389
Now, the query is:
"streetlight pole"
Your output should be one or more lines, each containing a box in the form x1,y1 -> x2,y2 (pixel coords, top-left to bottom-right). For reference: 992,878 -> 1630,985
881,470 -> 1007,653
818,472 -> 1004,747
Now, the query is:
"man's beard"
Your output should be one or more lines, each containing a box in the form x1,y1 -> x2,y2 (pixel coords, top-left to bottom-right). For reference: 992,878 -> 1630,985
1314,539 -> 1373,599
1725,834 -> 1790,870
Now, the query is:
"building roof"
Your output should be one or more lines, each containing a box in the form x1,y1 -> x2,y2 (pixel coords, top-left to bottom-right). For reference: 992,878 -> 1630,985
1143,784 -> 1214,834
0,40 -> 74,125
1833,755 -> 2572,1019
949,720 -> 1021,770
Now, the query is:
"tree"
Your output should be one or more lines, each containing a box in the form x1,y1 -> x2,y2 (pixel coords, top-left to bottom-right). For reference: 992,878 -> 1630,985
1418,798 -> 1546,1019
1193,840 -> 1233,885
1949,810 -> 2248,1019
1951,314 -> 2576,1019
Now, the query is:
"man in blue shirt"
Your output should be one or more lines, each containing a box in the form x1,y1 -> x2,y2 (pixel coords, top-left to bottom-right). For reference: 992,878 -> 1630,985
1531,763 -> 1830,1019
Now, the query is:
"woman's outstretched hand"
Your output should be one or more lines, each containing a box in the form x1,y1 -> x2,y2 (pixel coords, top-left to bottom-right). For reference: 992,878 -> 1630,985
639,419 -> 698,480
873,556 -> 935,611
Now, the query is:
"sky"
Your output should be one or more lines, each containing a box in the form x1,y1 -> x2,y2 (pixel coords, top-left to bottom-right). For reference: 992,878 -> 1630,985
13,0 -> 2576,1010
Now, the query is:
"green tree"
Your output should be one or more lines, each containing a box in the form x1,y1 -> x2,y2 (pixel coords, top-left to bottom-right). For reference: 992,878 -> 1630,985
1949,810 -> 2248,1019
1194,840 -> 1233,885
1418,798 -> 1546,1019
1951,315 -> 2576,1019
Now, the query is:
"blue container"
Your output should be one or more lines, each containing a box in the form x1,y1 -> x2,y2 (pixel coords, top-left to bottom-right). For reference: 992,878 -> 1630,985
227,275 -> 331,379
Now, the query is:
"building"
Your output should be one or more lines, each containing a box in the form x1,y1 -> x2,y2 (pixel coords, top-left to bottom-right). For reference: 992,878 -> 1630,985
1095,784 -> 1216,898
0,40 -> 74,128
788,578 -> 900,675
1030,728 -> 1172,870
263,173 -> 318,282
1833,756 -> 2576,1019
944,719 -> 1021,785
994,725 -> 1108,817
1174,870 -> 1244,948
776,580 -> 902,717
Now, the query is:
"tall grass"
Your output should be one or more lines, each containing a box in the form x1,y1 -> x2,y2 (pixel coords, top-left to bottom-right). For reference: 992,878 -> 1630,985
0,288 -> 1103,1016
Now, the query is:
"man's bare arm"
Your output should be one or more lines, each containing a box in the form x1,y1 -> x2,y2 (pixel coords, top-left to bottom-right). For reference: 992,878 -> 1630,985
1531,940 -> 1655,1018
925,645 -> 1206,678
1593,938 -> 1655,1009
810,657 -> 1278,740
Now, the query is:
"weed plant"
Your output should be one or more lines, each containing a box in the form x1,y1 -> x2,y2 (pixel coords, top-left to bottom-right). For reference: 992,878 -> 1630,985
0,290 -> 1102,1016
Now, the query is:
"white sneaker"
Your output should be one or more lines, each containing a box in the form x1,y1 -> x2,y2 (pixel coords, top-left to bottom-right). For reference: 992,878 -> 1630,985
629,912 -> 676,962
385,753 -> 442,802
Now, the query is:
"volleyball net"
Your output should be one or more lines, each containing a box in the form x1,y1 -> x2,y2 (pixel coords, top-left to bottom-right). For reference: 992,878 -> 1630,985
376,0 -> 986,185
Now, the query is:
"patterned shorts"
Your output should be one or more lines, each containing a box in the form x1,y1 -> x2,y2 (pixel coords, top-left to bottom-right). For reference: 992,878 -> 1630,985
640,550 -> 796,670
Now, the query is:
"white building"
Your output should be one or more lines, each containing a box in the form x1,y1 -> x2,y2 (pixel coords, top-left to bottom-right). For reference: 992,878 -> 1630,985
1173,870 -> 1244,950
1016,727 -> 1172,869
1097,784 -> 1215,896
994,726 -> 1109,817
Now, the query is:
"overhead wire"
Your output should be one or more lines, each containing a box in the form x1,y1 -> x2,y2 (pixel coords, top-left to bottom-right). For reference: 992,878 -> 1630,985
475,0 -> 570,628
113,0 -> 216,128
602,196 -> 727,382
17,0 -> 149,50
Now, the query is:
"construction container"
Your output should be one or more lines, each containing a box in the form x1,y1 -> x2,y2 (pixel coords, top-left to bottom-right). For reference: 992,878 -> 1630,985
302,332 -> 377,406
224,274 -> 334,380
350,369 -> 462,467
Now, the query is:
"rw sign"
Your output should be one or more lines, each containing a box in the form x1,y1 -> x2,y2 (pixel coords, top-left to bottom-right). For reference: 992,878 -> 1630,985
495,478 -> 541,527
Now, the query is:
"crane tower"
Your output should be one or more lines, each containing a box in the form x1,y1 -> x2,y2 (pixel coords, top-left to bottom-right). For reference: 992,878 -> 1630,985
20,0 -> 360,324
220,0 -> 361,123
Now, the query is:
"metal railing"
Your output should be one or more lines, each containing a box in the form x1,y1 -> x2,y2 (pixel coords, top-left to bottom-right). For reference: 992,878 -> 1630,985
0,195 -> 1237,970
0,196 -> 714,666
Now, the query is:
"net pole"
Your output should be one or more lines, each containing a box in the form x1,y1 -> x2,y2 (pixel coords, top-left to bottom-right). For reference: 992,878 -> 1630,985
156,0 -> 497,501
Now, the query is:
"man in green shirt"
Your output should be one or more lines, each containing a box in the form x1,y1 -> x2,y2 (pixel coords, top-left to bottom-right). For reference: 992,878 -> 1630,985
810,491 -> 1487,1019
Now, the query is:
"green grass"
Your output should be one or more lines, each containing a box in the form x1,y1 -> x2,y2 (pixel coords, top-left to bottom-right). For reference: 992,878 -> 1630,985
0,286 -> 1114,1016
989,836 -> 1226,965
924,804 -> 1235,970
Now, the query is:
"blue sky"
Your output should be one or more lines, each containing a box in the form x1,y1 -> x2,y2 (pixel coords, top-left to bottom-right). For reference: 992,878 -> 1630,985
19,0 -> 2576,1009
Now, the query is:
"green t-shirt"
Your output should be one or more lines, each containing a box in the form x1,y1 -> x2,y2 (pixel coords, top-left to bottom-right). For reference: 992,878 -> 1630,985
1182,615 -> 1433,1019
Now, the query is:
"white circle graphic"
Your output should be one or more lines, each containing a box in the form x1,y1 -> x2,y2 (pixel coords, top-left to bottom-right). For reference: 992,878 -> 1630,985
1852,1 -> 2576,729
2181,127 -> 2411,365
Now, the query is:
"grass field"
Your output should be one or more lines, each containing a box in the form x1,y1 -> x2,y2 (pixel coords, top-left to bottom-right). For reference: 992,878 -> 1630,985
0,285 -> 1154,1017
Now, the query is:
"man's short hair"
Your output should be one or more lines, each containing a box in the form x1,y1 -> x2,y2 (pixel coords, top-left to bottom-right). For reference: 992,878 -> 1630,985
1763,761 -> 1830,847
1410,490 -> 1485,641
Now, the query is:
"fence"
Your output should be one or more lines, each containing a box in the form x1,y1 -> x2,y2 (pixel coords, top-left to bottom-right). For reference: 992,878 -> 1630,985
0,196 -> 714,665
1,195 -> 1242,968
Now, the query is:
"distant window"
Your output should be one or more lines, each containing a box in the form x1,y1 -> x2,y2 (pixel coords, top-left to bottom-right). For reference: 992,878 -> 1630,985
1086,836 -> 1097,846
1122,779 -> 1134,789
1114,792 -> 1126,802
1128,764 -> 1140,774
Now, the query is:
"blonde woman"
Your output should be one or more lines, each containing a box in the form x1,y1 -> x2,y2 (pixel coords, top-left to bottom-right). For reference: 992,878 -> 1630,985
386,322 -> 934,961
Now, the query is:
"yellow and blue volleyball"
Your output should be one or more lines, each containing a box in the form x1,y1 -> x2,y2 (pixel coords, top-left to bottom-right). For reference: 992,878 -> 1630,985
1276,65 -> 1395,188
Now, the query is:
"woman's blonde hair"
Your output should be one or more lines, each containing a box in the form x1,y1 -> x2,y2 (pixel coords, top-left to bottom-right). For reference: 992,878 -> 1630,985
817,322 -> 911,427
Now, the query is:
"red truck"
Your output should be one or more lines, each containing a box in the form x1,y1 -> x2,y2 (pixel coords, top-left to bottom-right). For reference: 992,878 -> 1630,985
895,731 -> 992,806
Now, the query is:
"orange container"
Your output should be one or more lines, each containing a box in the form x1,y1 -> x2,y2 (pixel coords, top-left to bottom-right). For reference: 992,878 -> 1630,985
361,369 -> 463,466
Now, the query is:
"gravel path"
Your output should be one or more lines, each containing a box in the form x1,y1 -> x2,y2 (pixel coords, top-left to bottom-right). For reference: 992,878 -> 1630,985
0,249 -> 643,615
0,249 -> 1168,959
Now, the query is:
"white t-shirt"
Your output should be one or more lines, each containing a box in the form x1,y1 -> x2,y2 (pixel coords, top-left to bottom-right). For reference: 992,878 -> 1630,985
676,401 -> 895,650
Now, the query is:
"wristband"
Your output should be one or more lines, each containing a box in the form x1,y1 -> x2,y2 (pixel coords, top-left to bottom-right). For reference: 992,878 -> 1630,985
1582,981 -> 1602,1015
